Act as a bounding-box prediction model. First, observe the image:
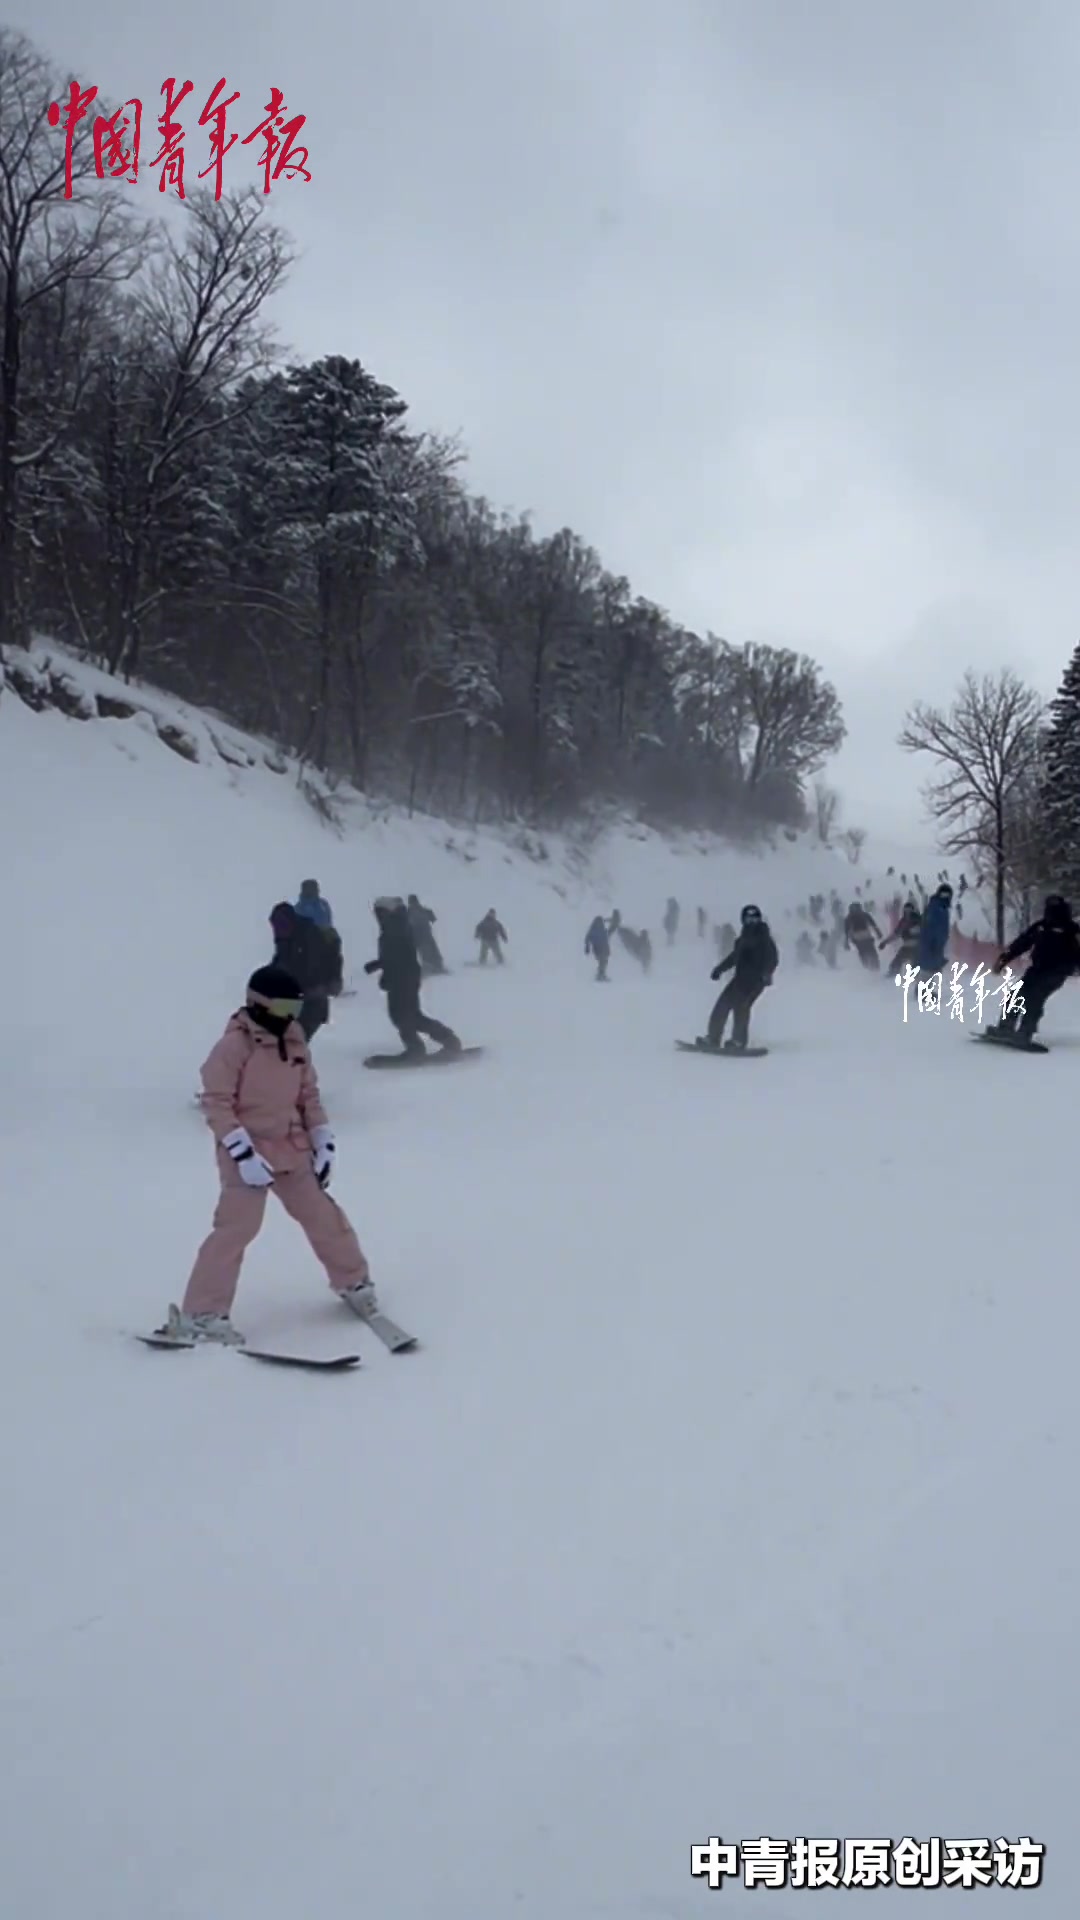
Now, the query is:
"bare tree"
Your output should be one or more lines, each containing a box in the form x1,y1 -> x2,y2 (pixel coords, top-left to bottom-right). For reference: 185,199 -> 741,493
98,186 -> 292,674
899,669 -> 1043,944
0,29 -> 148,652
733,642 -> 846,790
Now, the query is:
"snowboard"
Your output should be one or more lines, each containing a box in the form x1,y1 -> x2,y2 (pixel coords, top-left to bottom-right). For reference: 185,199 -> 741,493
973,1030 -> 1048,1054
343,1304 -> 418,1352
135,1335 -> 360,1369
676,1039 -> 769,1058
364,1046 -> 483,1069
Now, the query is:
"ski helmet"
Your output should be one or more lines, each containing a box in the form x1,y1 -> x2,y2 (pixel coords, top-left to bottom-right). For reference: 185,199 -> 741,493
1044,893 -> 1070,924
247,964 -> 302,1014
741,903 -> 763,924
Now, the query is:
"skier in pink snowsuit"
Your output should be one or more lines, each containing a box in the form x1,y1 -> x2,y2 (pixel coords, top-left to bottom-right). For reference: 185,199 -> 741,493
161,966 -> 377,1344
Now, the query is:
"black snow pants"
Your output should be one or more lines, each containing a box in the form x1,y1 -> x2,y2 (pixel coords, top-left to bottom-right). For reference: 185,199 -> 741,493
386,981 -> 458,1053
707,977 -> 763,1048
853,936 -> 880,972
997,967 -> 1067,1039
479,939 -> 503,965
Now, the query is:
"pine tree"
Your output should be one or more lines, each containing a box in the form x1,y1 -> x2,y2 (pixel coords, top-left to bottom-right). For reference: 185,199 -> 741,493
1040,641 -> 1080,897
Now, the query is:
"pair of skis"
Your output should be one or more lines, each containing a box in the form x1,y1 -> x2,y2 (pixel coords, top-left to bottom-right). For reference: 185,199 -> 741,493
135,1302 -> 417,1371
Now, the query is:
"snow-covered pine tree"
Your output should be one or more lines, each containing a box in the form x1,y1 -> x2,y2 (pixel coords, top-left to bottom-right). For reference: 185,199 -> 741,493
1039,641 -> 1080,898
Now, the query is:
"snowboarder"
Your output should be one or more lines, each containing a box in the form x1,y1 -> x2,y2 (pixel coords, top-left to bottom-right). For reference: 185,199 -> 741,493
844,900 -> 882,971
990,894 -> 1080,1045
365,897 -> 461,1056
796,929 -> 815,965
697,906 -> 707,939
295,878 -> 333,929
918,883 -> 953,974
407,895 -> 446,976
663,898 -> 679,946
585,914 -> 612,980
818,927 -> 838,969
701,903 -> 778,1051
293,878 -> 343,998
163,964 -> 376,1345
269,902 -> 338,1042
880,898 -> 922,975
475,909 -> 508,964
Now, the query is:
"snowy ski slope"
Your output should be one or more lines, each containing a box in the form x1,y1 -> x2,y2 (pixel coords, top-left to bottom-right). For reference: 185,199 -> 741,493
1,657 -> 1074,1917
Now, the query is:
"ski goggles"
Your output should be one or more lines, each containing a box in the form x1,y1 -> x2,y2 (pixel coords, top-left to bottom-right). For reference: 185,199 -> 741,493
263,996 -> 303,1019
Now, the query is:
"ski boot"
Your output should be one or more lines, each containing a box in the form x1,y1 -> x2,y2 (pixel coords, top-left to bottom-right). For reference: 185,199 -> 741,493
340,1280 -> 380,1320
156,1304 -> 245,1345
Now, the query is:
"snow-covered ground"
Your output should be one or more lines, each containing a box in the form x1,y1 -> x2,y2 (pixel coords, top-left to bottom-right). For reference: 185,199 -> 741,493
1,659 -> 1072,1917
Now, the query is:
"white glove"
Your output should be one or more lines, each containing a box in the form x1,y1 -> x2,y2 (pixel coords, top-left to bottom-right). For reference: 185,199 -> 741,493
222,1126 -> 274,1188
310,1124 -> 335,1189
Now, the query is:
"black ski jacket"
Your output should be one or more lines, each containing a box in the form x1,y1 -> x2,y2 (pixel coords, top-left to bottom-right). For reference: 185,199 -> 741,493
1001,917 -> 1080,977
365,915 -> 422,993
713,922 -> 779,987
273,916 -> 336,996
476,913 -> 507,944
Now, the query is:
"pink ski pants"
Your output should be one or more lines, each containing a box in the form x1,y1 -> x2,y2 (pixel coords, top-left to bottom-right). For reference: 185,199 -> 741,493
182,1166 -> 370,1319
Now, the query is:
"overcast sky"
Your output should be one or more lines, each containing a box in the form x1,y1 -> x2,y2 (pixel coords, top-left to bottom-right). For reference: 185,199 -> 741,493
14,0 -> 1080,836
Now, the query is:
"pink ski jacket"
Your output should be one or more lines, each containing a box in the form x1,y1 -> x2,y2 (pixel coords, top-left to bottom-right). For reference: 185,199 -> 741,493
198,1010 -> 329,1172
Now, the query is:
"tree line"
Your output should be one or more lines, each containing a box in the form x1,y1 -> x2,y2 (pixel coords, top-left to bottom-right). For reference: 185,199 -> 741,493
899,655 -> 1080,946
0,28 -> 848,835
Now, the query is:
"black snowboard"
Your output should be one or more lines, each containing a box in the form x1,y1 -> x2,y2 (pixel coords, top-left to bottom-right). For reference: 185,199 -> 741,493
973,1030 -> 1048,1054
676,1040 -> 768,1058
364,1046 -> 483,1069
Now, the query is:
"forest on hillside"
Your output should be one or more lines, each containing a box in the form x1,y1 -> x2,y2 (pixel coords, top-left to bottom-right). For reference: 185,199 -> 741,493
0,27 -> 866,836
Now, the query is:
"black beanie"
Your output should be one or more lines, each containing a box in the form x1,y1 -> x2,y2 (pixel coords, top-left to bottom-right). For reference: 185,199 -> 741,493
247,964 -> 302,1005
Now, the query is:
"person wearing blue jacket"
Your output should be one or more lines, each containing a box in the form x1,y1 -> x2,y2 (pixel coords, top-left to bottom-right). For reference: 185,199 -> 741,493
295,878 -> 333,928
918,884 -> 952,972
293,880 -> 343,1002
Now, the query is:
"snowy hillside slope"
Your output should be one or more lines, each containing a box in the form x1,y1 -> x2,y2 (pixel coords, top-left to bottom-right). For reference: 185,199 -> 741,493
0,639 -> 862,1008
1,645 -> 1075,1919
